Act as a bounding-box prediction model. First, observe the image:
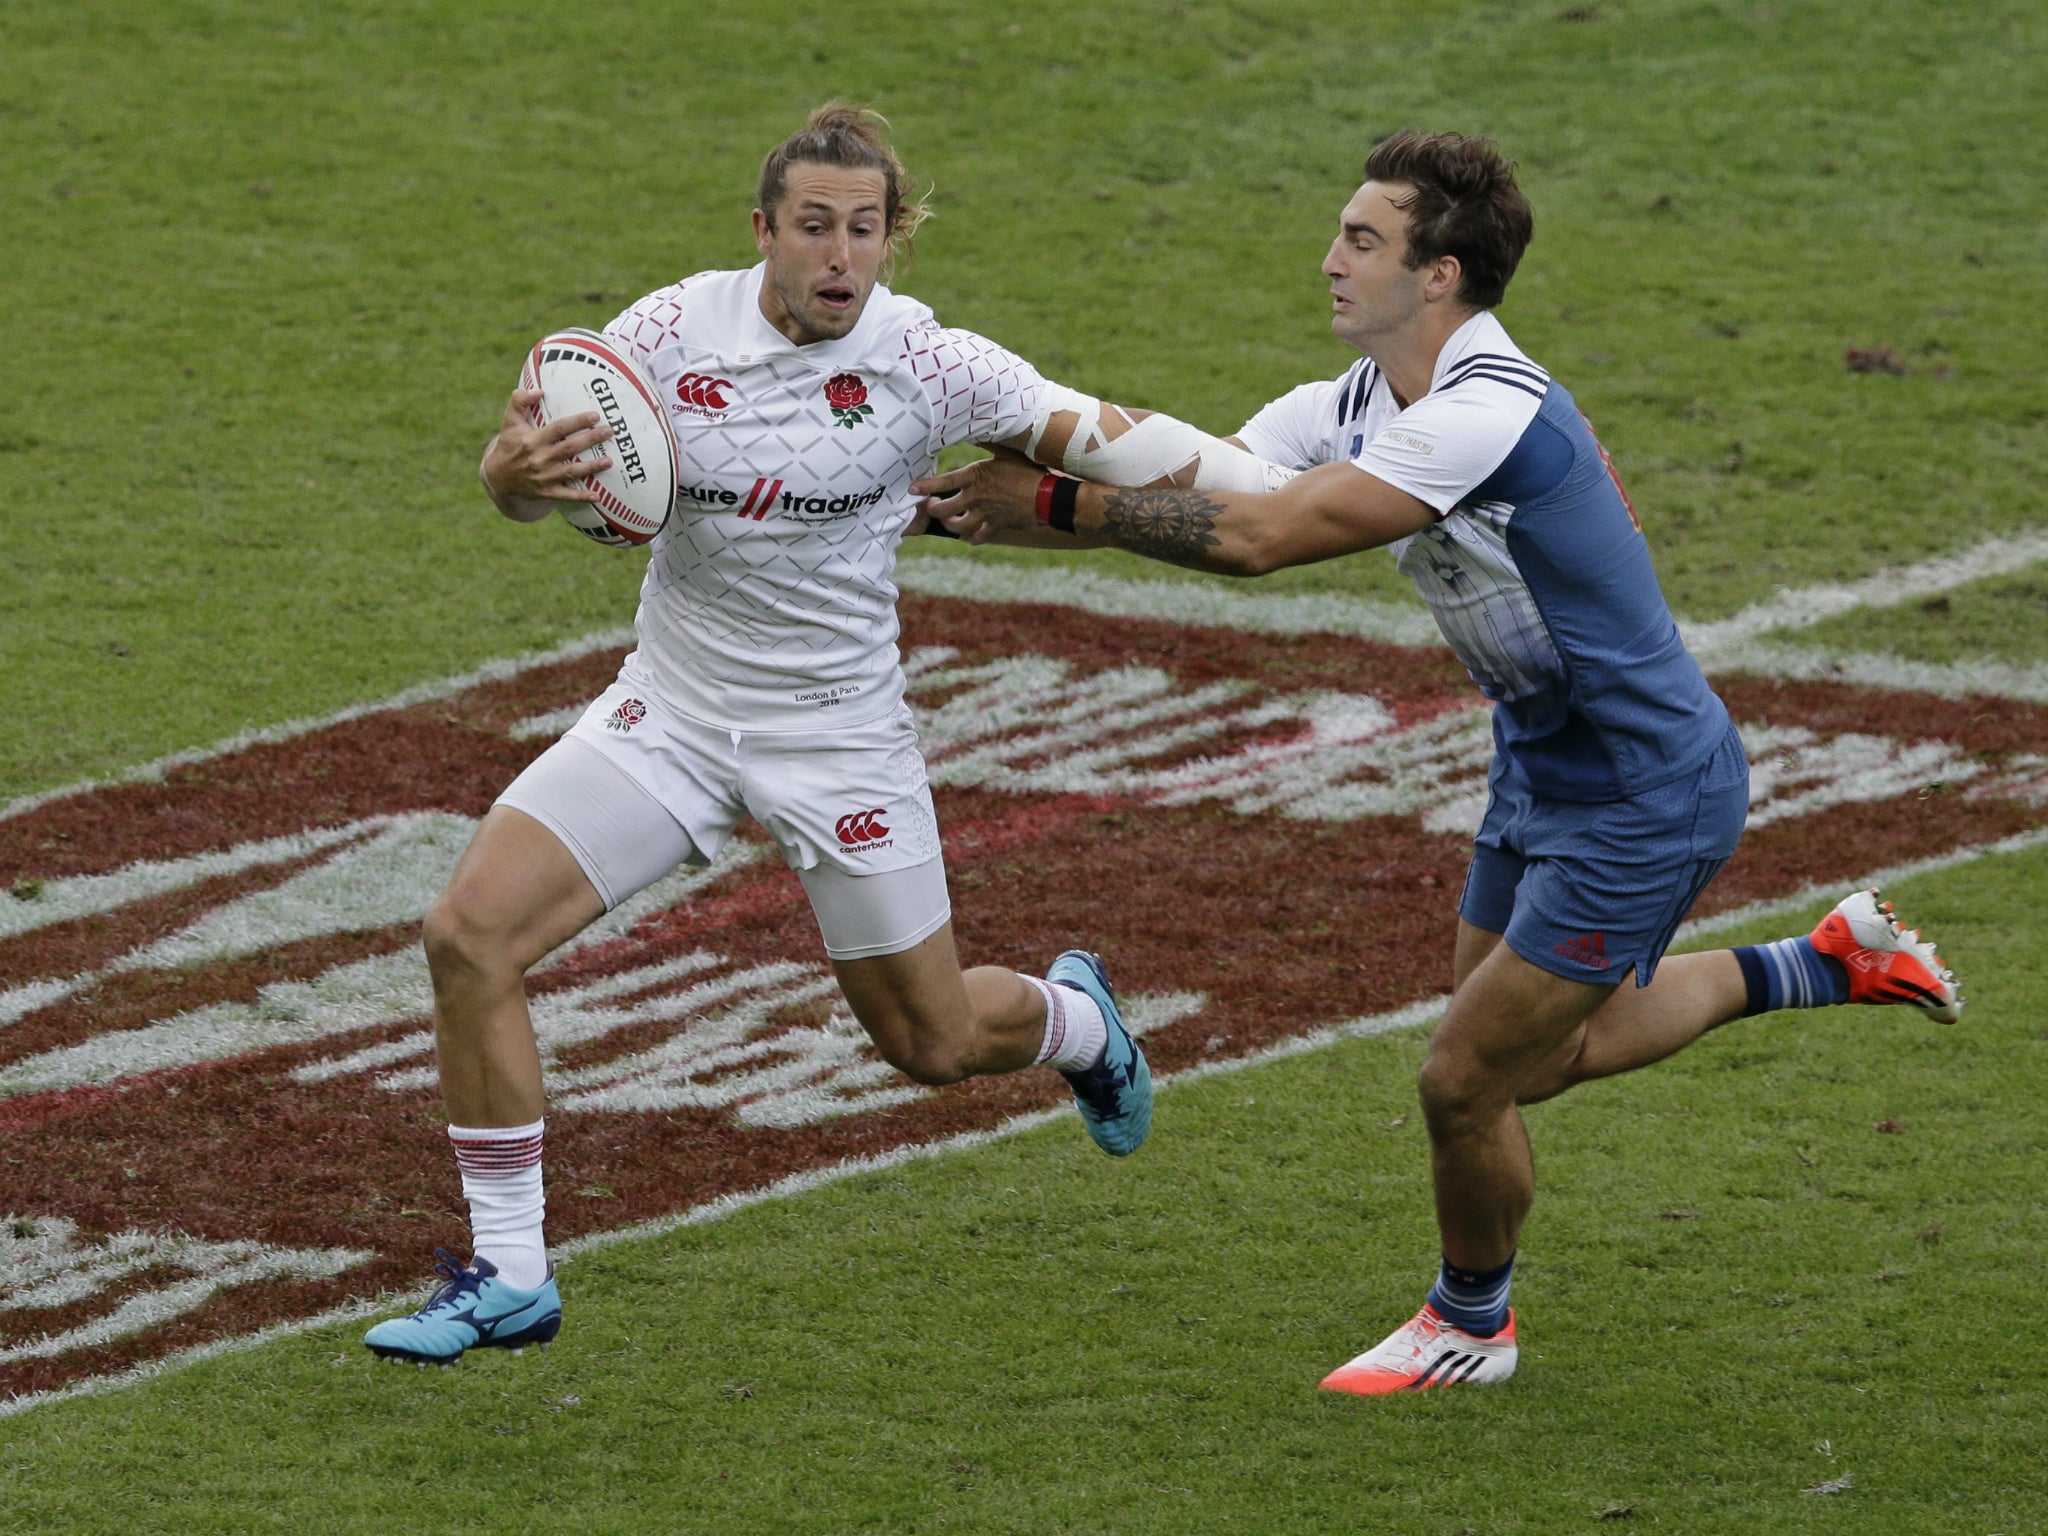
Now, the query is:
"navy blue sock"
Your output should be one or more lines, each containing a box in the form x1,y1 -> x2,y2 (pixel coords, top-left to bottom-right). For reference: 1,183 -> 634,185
1426,1253 -> 1514,1337
1733,936 -> 1850,1016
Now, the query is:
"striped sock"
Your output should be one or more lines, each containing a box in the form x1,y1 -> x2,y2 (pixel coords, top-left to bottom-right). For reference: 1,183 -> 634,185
449,1119 -> 548,1290
1427,1253 -> 1514,1338
1733,936 -> 1850,1015
1025,975 -> 1107,1072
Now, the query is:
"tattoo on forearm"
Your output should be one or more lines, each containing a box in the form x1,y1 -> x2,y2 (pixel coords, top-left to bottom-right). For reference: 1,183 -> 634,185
1098,487 -> 1225,570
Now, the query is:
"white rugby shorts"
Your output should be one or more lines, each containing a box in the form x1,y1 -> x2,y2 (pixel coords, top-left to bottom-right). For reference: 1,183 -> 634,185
495,683 -> 949,960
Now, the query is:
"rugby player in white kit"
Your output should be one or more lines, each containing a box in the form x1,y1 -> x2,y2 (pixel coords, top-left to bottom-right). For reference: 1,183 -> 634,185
363,105 -> 1284,1365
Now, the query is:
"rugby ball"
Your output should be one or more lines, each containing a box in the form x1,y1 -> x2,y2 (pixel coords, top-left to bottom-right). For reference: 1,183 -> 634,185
519,328 -> 678,547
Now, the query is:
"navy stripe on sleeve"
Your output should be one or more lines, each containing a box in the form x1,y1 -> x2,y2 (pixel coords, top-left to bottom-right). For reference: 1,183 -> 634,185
1442,366 -> 1549,399
1441,353 -> 1549,392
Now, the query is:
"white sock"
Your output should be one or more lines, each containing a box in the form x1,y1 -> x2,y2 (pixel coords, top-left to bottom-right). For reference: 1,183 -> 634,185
1025,975 -> 1108,1072
449,1119 -> 549,1289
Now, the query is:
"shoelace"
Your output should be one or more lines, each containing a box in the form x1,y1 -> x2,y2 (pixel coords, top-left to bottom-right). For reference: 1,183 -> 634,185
417,1248 -> 484,1315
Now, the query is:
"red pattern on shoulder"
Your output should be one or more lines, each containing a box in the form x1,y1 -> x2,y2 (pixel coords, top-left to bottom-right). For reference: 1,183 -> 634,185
900,320 -> 1046,454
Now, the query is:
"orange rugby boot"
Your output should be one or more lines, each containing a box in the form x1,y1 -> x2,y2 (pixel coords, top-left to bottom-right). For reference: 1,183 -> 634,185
1809,888 -> 1963,1024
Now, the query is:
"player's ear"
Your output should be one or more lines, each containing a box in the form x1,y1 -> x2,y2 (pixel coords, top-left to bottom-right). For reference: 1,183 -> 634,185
751,207 -> 775,256
1425,253 -> 1464,304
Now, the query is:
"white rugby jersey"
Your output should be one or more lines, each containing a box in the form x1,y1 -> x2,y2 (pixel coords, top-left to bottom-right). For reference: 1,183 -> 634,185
603,266 -> 1045,729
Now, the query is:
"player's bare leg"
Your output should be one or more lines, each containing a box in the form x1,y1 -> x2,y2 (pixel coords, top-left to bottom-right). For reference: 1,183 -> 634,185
1466,902 -> 1959,1109
1318,945 -> 1598,1395
1419,941 -> 1611,1271
833,927 -> 1153,1156
830,925 -> 1043,1084
1516,950 -> 1746,1102
1322,896 -> 1963,1394
1323,939 -> 1624,1395
1448,920 -> 1745,1107
422,806 -> 606,1128
364,807 -> 600,1365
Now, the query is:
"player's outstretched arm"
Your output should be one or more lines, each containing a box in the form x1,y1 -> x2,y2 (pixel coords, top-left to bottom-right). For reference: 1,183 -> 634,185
915,382 -> 1298,550
912,454 -> 1438,576
1001,388 -> 1295,496
479,389 -> 617,524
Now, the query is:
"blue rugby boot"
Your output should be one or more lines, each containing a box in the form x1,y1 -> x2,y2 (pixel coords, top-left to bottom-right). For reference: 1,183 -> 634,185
364,1250 -> 561,1367
1048,949 -> 1152,1156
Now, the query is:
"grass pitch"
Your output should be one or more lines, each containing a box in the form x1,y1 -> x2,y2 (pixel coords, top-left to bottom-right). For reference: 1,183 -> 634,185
3,0 -> 2046,1531
3,862 -> 2043,1533
2,0 -> 2044,798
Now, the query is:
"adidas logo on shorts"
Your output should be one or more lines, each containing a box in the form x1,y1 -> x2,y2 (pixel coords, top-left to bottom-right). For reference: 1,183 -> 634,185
1552,931 -> 1610,970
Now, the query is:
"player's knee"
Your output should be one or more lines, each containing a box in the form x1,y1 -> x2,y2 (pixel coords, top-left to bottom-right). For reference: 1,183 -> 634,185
873,1028 -> 975,1086
421,893 -> 516,986
895,1041 -> 976,1087
1415,1049 -> 1505,1132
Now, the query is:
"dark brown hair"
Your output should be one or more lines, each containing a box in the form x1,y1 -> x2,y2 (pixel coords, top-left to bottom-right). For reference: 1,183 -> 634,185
1362,131 -> 1533,309
757,102 -> 929,259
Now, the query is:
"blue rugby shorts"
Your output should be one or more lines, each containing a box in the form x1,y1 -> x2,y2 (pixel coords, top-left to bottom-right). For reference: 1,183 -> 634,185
1457,720 -> 1750,986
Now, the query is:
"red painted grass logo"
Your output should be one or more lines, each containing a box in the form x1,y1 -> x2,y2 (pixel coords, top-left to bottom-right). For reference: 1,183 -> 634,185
3,589 -> 2046,1406
835,808 -> 890,847
823,372 -> 873,430
606,698 -> 648,732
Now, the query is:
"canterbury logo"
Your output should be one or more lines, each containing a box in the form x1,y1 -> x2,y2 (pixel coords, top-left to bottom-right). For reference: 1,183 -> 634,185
1552,932 -> 1610,970
675,372 -> 733,410
835,809 -> 890,846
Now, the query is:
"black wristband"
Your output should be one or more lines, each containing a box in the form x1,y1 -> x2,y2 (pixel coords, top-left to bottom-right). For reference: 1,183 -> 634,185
1048,476 -> 1079,534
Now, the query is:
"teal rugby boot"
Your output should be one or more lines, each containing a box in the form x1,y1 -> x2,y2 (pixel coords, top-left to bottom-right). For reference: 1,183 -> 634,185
364,1250 -> 561,1367
1048,950 -> 1153,1156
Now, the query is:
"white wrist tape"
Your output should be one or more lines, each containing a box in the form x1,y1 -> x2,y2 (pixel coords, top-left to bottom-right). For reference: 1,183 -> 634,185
1026,385 -> 1298,494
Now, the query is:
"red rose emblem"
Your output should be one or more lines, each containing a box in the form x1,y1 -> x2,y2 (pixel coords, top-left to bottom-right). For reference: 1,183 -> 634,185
823,372 -> 874,429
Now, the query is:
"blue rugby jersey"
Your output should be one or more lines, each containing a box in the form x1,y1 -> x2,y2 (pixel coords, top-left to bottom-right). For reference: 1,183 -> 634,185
1237,312 -> 1729,801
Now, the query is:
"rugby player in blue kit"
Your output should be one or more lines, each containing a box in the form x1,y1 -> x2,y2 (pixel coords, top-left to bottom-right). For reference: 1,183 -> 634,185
915,130 -> 1963,1392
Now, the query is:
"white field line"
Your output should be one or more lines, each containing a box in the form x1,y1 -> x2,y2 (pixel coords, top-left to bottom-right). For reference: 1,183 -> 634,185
0,1293 -> 397,1421
1693,641 -> 2048,703
1678,527 -> 2048,655
0,626 -> 634,825
1668,824 -> 2048,945
897,529 -> 2048,666
8,823 -> 2042,1421
891,546 -> 2048,697
8,532 -> 2048,827
892,556 -> 1443,645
